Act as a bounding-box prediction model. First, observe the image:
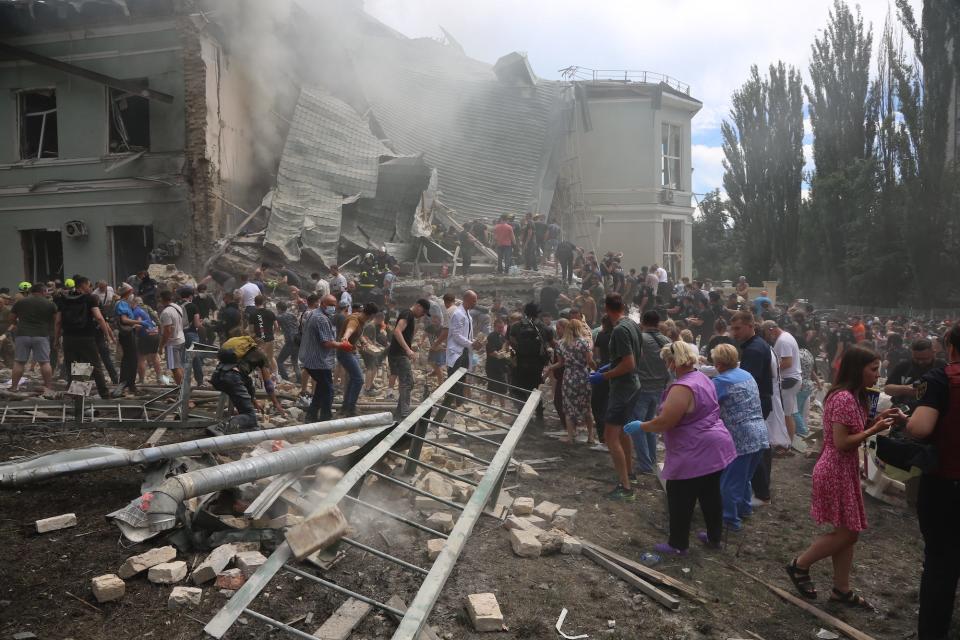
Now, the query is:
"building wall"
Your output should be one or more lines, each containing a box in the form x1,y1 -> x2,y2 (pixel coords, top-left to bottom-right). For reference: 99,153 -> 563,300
574,85 -> 699,278
0,18 -> 189,285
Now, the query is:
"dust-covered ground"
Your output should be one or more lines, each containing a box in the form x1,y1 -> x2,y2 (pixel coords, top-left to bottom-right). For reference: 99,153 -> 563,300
0,402 -> 925,640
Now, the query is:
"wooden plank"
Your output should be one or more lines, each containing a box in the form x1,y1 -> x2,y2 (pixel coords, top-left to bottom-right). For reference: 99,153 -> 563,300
583,548 -> 680,610
580,539 -> 711,604
726,563 -> 877,640
312,597 -> 371,640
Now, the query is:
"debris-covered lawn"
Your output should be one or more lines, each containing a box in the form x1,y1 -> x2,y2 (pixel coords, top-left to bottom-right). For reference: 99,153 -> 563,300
0,408 -> 922,640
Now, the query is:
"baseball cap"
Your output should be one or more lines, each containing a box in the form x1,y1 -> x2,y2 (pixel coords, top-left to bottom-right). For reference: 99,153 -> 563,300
415,298 -> 432,316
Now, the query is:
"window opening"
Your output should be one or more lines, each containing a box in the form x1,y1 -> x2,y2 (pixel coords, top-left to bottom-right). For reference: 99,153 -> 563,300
18,89 -> 58,160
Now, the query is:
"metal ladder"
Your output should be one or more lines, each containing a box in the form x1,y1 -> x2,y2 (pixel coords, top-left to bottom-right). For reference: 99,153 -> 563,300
204,367 -> 540,640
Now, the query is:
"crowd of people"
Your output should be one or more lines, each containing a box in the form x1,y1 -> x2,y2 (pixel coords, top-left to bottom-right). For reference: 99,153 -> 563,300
1,247 -> 958,639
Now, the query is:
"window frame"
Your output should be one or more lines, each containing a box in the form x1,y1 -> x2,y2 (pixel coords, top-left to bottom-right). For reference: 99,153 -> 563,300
16,87 -> 59,161
660,122 -> 683,191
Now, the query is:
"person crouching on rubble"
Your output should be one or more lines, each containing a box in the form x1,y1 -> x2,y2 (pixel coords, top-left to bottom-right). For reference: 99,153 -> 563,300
211,331 -> 285,430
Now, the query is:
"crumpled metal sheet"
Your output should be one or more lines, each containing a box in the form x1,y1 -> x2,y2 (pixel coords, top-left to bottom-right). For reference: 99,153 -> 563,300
265,87 -> 393,265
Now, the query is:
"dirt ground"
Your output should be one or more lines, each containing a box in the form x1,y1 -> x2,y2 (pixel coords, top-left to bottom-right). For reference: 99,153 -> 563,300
0,402 -> 926,640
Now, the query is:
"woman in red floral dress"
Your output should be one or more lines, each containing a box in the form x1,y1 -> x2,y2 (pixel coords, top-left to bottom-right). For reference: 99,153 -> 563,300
785,346 -> 905,607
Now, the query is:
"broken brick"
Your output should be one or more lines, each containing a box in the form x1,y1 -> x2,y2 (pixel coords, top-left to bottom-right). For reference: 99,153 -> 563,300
508,528 -> 542,558
35,513 -> 77,533
532,501 -> 560,521
90,574 -> 125,603
192,544 -> 236,585
426,538 -> 446,560
148,561 -> 188,584
235,551 -> 268,577
168,586 -> 202,609
465,592 -> 504,632
426,512 -> 454,534
511,497 -> 534,516
118,546 -> 177,579
285,507 -> 348,561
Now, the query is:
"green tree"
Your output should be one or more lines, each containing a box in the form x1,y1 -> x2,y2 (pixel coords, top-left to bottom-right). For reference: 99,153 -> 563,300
721,63 -> 804,286
692,190 -> 737,280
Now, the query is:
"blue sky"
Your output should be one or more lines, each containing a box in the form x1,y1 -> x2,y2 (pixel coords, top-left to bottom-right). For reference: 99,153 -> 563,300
364,0 -> 918,200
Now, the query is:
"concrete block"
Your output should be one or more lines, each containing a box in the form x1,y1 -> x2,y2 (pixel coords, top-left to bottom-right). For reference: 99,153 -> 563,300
118,545 -> 177,579
536,529 -> 564,555
215,568 -> 246,590
512,497 -> 534,516
312,597 -> 372,640
533,501 -> 560,521
502,515 -> 544,535
465,592 -> 504,632
523,515 -> 548,528
508,528 -> 542,558
192,544 -> 236,585
168,586 -> 202,609
426,538 -> 446,560
415,471 -> 454,498
235,551 -> 268,577
553,508 -> 578,531
451,480 -> 475,502
426,512 -> 454,534
262,514 -> 304,529
518,463 -> 539,479
414,495 -> 452,511
35,513 -> 77,533
561,535 -> 582,555
148,560 -> 188,584
90,574 -> 125,603
285,507 -> 348,561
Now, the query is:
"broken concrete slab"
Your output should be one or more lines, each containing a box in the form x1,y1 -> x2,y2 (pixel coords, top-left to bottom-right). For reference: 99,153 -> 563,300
508,528 -> 542,558
235,551 -> 268,578
118,545 -> 177,579
511,497 -> 534,516
532,501 -> 560,521
523,515 -> 548,528
536,529 -> 564,555
285,506 -> 348,561
561,535 -> 583,555
415,471 -> 454,498
168,586 -> 202,609
426,538 -> 446,560
466,592 -> 504,632
215,568 -> 246,590
553,507 -> 578,531
502,515 -> 545,535
91,574 -> 125,603
312,597 -> 372,640
518,463 -> 539,479
35,513 -> 77,533
148,560 -> 188,584
192,544 -> 236,585
426,512 -> 454,534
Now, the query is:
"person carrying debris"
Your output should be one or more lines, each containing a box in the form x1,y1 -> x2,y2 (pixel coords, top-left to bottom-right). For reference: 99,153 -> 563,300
210,333 -> 284,431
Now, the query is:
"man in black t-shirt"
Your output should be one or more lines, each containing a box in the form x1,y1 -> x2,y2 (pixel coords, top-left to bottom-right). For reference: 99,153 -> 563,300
539,278 -> 561,318
180,288 -> 205,386
884,338 -> 945,410
54,276 -> 115,399
388,298 -> 430,418
248,295 -> 278,373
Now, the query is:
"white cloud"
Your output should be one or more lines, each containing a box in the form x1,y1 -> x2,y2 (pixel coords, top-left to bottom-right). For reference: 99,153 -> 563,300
691,144 -> 726,195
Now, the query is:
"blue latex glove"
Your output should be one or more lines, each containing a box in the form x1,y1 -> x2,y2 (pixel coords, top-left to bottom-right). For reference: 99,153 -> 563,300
623,420 -> 643,434
589,371 -> 605,386
597,363 -> 611,374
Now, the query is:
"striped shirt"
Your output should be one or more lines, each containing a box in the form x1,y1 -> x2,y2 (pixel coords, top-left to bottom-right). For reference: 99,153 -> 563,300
299,309 -> 336,370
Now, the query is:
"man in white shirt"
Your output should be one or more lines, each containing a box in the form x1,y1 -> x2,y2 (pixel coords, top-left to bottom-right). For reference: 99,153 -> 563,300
158,290 -> 186,384
329,265 -> 348,298
94,281 -> 115,307
761,321 -> 802,445
311,272 -> 330,297
654,263 -> 668,283
237,274 -> 261,324
446,290 -> 481,400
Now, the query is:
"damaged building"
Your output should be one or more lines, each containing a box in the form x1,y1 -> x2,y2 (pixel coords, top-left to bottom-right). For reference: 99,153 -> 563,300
0,0 -> 701,285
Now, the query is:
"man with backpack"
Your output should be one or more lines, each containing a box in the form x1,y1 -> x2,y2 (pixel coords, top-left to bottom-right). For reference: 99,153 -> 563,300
54,276 -> 116,400
630,310 -> 672,475
509,302 -> 553,423
158,290 -> 186,385
211,334 -> 284,431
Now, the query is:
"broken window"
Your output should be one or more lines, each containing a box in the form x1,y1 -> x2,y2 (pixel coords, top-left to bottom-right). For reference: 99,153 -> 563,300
662,219 -> 683,279
20,229 -> 64,283
108,87 -> 150,153
18,89 -> 58,160
661,122 -> 682,190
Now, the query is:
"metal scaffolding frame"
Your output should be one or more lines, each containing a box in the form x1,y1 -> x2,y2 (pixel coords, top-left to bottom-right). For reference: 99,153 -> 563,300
203,367 -> 541,640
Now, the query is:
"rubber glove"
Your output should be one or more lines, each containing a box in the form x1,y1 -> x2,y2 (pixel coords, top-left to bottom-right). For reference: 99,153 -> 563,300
589,371 -> 605,386
623,420 -> 644,434
597,363 -> 611,374
338,341 -> 355,352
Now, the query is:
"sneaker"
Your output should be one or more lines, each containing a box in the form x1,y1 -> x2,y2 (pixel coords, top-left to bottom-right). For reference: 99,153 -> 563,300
724,520 -> 743,532
589,443 -> 609,452
750,497 -> 770,508
652,542 -> 688,556
160,375 -> 172,386
628,472 -> 638,482
605,484 -> 636,501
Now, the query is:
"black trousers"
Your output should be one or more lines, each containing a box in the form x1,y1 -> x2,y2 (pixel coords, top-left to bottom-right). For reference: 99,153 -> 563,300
750,447 -> 773,501
95,330 -> 119,384
63,335 -> 109,399
117,329 -> 138,391
211,367 -> 258,430
666,469 -> 723,551
559,256 -> 573,284
917,474 -> 960,640
512,363 -> 545,418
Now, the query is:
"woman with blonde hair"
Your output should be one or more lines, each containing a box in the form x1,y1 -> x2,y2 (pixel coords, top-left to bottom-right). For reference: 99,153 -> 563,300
710,343 -> 769,531
556,318 -> 596,444
625,341 -> 736,554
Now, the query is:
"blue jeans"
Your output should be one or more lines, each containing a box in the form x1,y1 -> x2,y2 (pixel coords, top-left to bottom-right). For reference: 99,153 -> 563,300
721,449 -> 764,529
497,246 -> 513,273
337,350 -> 363,410
305,368 -> 333,420
794,388 -> 812,437
629,391 -> 661,473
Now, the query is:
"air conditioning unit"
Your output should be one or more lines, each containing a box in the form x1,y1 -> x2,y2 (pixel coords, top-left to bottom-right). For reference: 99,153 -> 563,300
63,220 -> 88,238
659,189 -> 676,205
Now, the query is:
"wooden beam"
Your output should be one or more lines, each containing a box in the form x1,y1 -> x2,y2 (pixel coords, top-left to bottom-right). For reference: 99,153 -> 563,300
583,548 -> 680,610
725,563 -> 877,640
580,539 -> 711,604
0,41 -> 175,104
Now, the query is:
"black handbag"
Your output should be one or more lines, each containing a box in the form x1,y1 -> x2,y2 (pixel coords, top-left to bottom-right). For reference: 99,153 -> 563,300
876,427 -> 938,473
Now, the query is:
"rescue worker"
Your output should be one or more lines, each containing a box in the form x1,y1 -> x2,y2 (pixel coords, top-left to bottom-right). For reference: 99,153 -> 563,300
210,333 -> 284,430
906,321 -> 960,640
